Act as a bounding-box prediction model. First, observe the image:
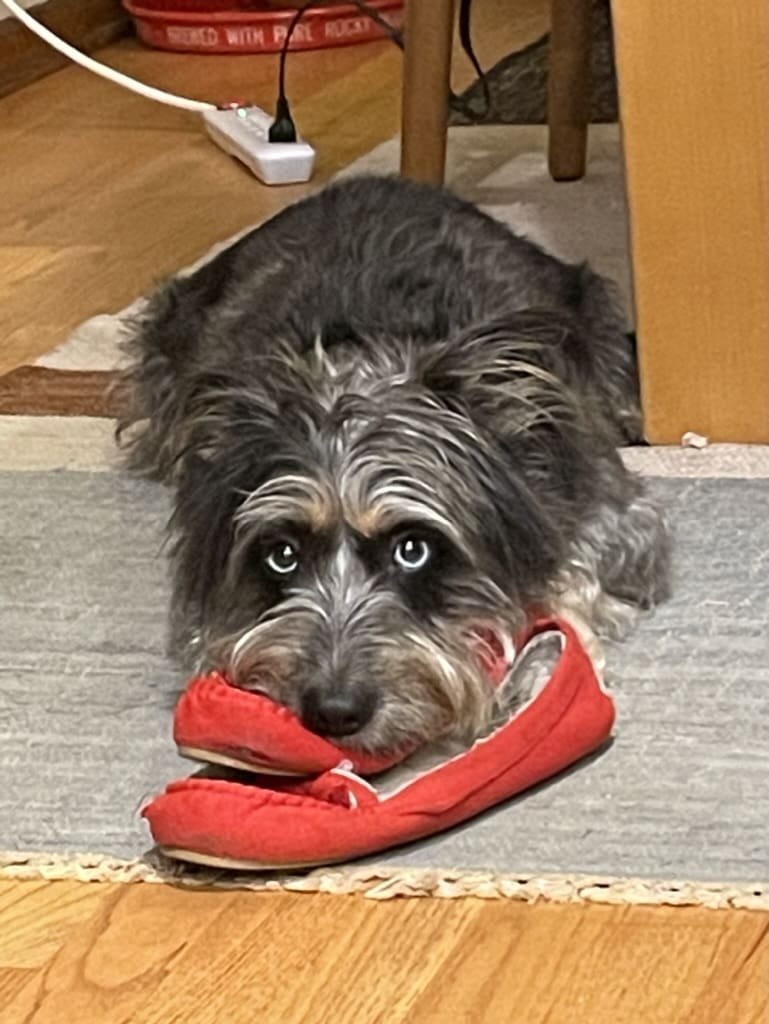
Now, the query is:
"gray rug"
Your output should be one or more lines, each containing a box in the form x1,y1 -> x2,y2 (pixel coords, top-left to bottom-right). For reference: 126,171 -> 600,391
451,0 -> 618,127
1,469 -> 767,884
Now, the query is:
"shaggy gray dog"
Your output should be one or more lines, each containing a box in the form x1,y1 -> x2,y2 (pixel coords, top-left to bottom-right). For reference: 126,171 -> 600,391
120,175 -> 669,755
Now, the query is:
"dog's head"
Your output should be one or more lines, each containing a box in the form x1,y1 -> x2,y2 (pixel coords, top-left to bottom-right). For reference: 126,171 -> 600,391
169,318 -> 597,753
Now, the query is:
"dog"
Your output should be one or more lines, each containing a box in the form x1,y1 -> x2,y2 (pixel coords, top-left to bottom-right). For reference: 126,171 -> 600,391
119,174 -> 670,755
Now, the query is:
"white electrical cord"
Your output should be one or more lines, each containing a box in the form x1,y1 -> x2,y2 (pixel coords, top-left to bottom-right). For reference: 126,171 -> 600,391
2,0 -> 217,112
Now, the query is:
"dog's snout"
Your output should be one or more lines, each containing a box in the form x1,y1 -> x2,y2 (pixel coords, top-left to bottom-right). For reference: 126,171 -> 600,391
301,687 -> 376,737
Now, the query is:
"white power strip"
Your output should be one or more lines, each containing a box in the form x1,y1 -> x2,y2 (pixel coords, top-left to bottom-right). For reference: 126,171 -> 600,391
203,106 -> 316,186
3,0 -> 317,186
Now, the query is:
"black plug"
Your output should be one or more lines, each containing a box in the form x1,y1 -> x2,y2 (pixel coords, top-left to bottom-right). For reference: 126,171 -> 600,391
269,95 -> 297,143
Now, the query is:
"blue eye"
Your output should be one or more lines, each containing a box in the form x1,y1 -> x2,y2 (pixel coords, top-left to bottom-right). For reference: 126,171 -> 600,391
265,541 -> 299,576
393,536 -> 431,572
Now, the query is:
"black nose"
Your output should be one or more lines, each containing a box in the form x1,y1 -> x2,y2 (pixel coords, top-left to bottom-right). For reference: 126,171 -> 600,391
300,688 -> 376,737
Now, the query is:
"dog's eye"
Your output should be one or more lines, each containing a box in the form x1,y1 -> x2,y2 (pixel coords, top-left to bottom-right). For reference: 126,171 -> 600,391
393,536 -> 431,572
265,541 -> 300,576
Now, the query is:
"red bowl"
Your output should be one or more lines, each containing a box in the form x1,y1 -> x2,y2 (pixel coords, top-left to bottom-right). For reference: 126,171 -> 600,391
123,1 -> 404,54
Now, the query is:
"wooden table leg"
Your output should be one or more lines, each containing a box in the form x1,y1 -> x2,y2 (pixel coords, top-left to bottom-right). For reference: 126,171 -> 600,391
612,0 -> 769,442
547,0 -> 592,181
400,0 -> 455,185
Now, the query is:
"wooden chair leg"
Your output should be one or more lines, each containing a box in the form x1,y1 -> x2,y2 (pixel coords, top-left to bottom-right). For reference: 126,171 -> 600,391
400,0 -> 455,185
547,0 -> 592,181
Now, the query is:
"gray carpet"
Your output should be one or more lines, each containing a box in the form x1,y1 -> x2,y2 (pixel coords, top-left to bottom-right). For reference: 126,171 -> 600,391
1,470 -> 767,882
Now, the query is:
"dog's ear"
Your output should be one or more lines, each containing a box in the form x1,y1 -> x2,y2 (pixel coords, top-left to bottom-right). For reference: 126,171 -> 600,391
172,366 -> 322,470
169,372 -> 320,622
417,313 -> 613,582
419,311 -> 603,475
420,310 -> 586,405
173,372 -> 277,466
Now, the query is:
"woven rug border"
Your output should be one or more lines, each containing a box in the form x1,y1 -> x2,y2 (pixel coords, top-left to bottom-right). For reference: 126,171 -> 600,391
2,850 -> 766,910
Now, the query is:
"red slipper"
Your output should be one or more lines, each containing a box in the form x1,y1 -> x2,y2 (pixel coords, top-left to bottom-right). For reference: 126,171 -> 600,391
174,672 -> 416,776
145,619 -> 615,870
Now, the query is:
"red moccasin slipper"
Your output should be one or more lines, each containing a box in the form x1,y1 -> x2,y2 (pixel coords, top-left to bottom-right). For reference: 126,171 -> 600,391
144,619 -> 615,870
174,673 -> 416,776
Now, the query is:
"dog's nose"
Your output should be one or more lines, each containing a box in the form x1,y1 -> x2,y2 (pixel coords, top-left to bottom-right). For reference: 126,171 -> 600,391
300,688 -> 376,737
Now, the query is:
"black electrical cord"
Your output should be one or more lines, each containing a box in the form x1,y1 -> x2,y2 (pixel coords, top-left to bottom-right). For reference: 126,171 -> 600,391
268,0 -> 491,145
269,0 -> 404,142
456,0 -> 491,118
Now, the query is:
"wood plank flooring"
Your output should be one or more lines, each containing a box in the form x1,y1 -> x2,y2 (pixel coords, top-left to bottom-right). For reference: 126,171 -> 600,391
0,0 -> 549,374
0,879 -> 766,1024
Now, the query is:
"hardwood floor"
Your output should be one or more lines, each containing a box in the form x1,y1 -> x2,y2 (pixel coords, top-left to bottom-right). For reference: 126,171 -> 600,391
0,879 -> 765,1024
0,0 -> 549,375
1,6 -> 767,1021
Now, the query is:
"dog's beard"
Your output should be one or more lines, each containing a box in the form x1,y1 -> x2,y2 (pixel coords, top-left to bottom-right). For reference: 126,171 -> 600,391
207,590 -> 519,754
